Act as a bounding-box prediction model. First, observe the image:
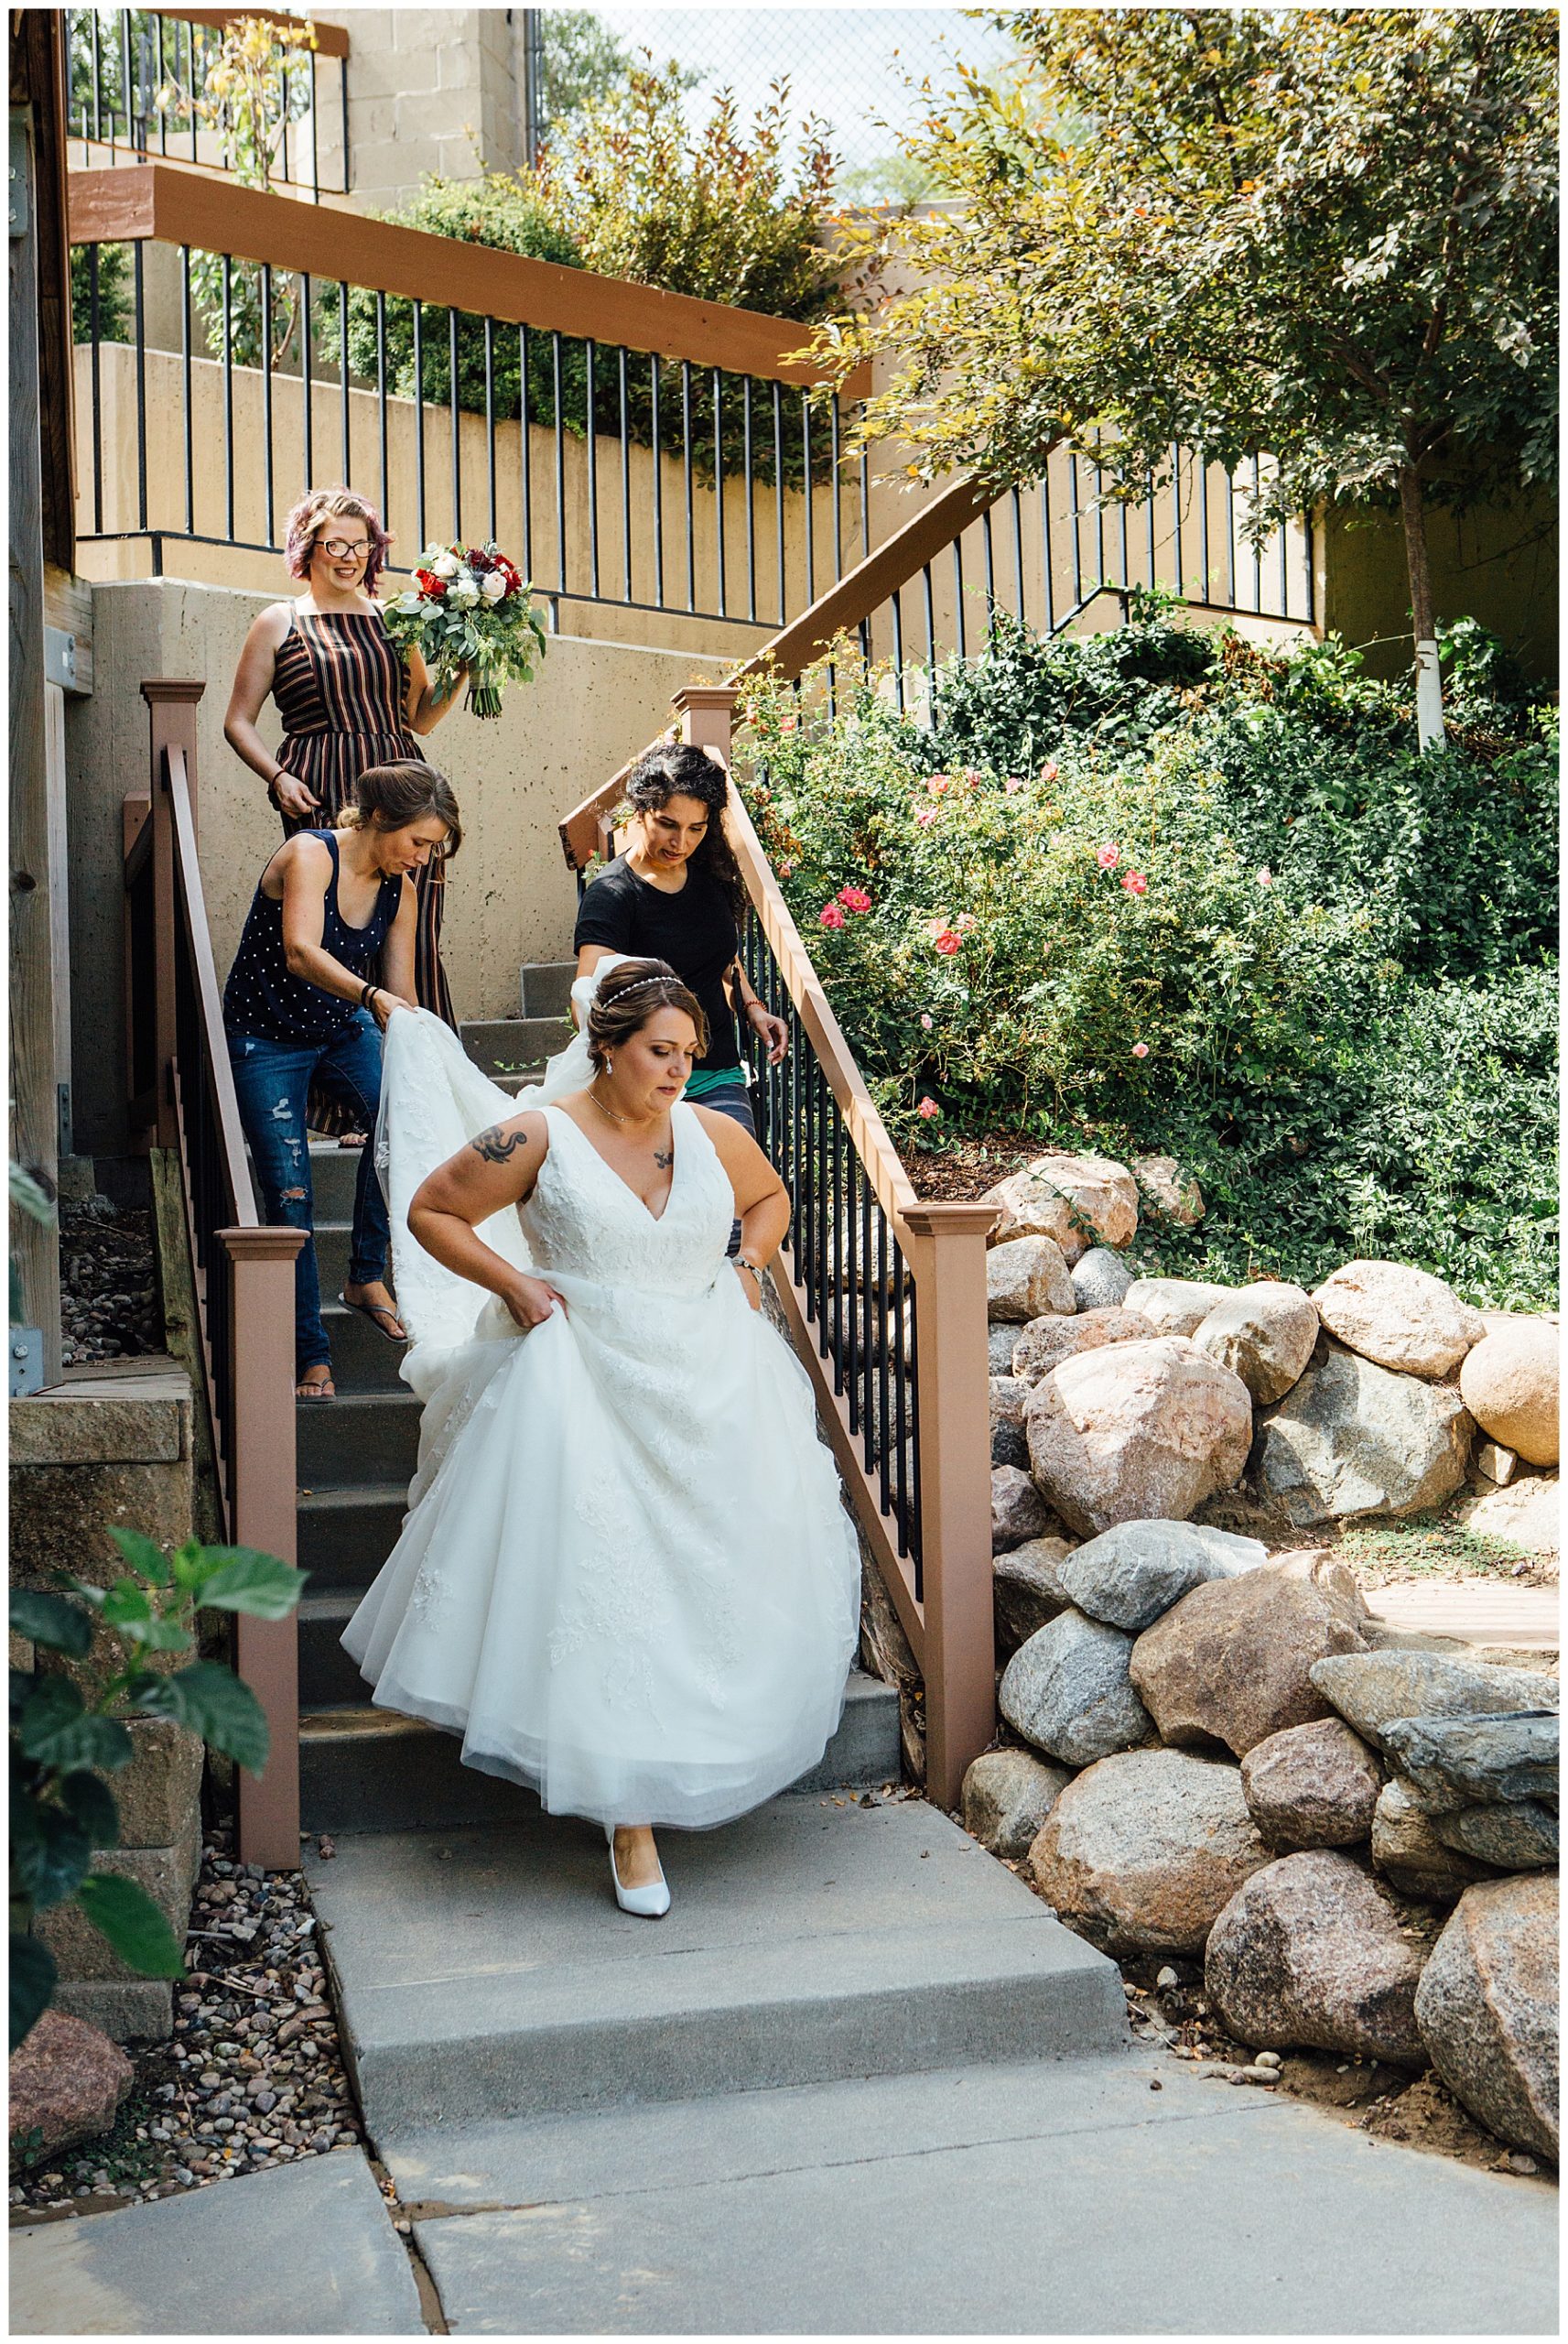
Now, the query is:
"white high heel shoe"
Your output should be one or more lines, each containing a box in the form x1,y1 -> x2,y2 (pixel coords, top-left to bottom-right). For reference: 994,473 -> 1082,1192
606,1827 -> 671,1918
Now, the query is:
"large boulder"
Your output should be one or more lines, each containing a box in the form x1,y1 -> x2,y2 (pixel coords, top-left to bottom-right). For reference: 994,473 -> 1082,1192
1193,1283 -> 1319,1406
1027,1747 -> 1271,1957
999,1610 -> 1157,1766
1206,1851 -> 1427,2066
961,1748 -> 1073,1861
1011,1308 -> 1153,1386
1370,1779 -> 1499,1902
1376,1711 -> 1559,1809
8,2008 -> 135,2160
1240,1719 -> 1384,1851
1311,1260 -> 1486,1381
1072,1247 -> 1135,1311
989,1325 -> 1022,1375
1459,1323 -> 1560,1468
1130,1559 -> 1370,1758
1123,1278 -> 1235,1339
1253,1342 -> 1474,1525
989,1375 -> 1030,1471
987,1235 -> 1076,1323
991,1465 -> 1055,1554
981,1153 -> 1139,1264
1057,1519 -> 1266,1635
1311,1650 -> 1559,1751
1025,1338 -> 1253,1539
1462,1473 -> 1561,1556
1132,1154 -> 1205,1227
1414,1873 -> 1559,2159
993,1536 -> 1075,1658
1431,1801 -> 1560,1871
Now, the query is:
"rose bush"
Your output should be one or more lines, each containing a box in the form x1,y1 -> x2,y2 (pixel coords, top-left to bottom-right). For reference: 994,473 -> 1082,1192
738,613 -> 1556,1308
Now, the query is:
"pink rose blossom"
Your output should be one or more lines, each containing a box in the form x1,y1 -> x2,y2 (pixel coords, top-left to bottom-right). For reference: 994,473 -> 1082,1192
1003,775 -> 1024,795
1258,866 -> 1273,886
1097,842 -> 1120,870
1130,1041 -> 1150,1059
933,929 -> 961,957
817,903 -> 846,930
953,913 -> 978,934
962,768 -> 983,791
919,1013 -> 934,1030
838,884 -> 872,913
1039,760 -> 1060,784
915,808 -> 939,828
1121,870 -> 1148,896
916,1096 -> 941,1120
926,774 -> 950,796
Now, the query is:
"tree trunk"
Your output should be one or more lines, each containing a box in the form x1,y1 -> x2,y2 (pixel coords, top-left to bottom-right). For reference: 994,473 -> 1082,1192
1399,462 -> 1445,748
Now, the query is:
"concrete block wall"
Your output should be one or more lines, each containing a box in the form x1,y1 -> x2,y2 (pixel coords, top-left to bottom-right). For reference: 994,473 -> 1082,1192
317,7 -> 525,206
11,1363 -> 203,2041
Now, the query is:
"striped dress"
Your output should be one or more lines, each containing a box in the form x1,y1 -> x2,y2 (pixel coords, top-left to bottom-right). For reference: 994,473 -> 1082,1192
271,606 -> 455,1030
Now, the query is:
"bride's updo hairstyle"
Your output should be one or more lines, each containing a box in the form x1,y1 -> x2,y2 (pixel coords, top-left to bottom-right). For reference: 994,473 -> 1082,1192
624,743 -> 745,919
347,759 -> 463,861
588,958 -> 708,1070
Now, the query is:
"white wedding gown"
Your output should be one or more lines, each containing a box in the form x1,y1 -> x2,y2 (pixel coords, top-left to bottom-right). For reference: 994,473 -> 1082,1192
341,997 -> 861,1829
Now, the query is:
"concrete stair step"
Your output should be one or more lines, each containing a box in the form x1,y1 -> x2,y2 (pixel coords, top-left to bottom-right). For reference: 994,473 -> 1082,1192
299,1668 -> 902,1834
305,1796 -> 1125,2133
519,960 -> 576,1020
459,1016 -> 571,1080
318,1301 -> 407,1395
297,1483 -> 408,1593
297,1389 -> 421,1487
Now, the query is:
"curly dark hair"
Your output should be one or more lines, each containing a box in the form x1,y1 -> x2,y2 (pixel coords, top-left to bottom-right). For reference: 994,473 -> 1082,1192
624,743 -> 745,920
586,957 -> 709,1070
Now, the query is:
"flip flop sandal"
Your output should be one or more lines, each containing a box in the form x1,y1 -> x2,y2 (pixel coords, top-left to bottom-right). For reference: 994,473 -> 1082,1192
339,1291 -> 407,1343
297,1368 -> 336,1402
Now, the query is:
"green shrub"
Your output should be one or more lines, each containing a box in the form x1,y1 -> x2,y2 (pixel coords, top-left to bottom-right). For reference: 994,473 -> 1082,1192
739,614 -> 1558,1308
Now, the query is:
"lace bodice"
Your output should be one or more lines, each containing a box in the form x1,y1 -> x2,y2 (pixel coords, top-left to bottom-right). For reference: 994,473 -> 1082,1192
521,1102 -> 734,1296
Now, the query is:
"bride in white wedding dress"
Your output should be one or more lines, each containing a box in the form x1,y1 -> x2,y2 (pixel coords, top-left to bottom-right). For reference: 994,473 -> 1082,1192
341,956 -> 861,1915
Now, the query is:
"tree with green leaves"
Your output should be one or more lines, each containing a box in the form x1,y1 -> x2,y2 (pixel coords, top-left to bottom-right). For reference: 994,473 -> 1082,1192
11,1531 -> 305,2051
808,9 -> 1557,722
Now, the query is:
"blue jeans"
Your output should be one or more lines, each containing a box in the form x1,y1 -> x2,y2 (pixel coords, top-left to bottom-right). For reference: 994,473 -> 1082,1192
227,1015 -> 390,1373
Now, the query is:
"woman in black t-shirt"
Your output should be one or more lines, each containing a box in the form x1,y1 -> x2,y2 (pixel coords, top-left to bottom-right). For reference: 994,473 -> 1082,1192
573,743 -> 787,1131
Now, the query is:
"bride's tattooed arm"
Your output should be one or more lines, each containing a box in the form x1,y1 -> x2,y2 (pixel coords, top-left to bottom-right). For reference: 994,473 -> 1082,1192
469,1123 -> 532,1166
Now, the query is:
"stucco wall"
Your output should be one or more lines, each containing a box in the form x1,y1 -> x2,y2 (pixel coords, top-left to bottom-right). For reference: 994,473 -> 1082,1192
1319,488 -> 1558,689
65,579 -> 728,1155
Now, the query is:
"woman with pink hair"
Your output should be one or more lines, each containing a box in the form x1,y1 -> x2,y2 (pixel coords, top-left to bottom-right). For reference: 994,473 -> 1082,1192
224,489 -> 465,1112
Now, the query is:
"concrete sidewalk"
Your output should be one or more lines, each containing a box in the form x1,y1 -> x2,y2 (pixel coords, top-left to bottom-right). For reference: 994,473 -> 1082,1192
8,2148 -> 425,2335
390,2056 -> 1558,2336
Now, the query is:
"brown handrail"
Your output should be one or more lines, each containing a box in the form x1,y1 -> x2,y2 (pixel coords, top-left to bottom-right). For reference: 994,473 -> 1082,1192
145,7 -> 351,58
557,472 -> 1005,872
137,683 -> 303,1869
67,162 -> 871,392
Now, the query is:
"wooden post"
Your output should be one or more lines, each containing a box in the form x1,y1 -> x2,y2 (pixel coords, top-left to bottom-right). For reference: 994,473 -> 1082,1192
10,92 -> 62,1381
901,1201 -> 1000,1811
222,1224 -> 306,1871
140,681 -> 205,1149
673,682 -> 738,763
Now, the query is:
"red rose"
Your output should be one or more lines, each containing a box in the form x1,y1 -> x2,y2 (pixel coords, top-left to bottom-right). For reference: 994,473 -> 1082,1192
415,569 -> 448,599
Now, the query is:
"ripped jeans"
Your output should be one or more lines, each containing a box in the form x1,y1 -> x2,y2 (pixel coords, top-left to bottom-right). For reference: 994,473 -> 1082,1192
227,1015 -> 390,1373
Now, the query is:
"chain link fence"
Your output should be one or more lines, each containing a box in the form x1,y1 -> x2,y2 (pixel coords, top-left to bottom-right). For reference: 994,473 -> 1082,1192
535,8 -> 1019,196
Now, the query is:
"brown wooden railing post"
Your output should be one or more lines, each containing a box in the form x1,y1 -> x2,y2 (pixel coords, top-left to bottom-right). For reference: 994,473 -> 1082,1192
140,680 -> 204,1148
221,1224 -> 306,1871
900,1202 -> 1000,1810
673,681 -> 738,761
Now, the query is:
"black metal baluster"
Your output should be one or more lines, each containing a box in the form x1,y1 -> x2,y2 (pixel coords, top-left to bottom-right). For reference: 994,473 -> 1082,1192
222,255 -> 234,541
484,316 -> 497,541
650,353 -> 664,607
952,536 -> 966,660
742,377 -> 756,622
261,266 -> 276,543
619,345 -> 632,602
155,14 -> 166,153
133,237 -> 147,528
180,245 -> 193,536
412,300 -> 427,548
585,338 -> 599,599
1250,455 -> 1263,608
802,392 -> 815,603
921,562 -> 935,707
892,1237 -> 909,1553
1011,487 -> 1025,624
1068,450 -> 1083,604
279,58 -> 290,183
712,367 -> 726,617
681,361 -> 695,612
89,244 -> 103,532
1199,454 -> 1212,606
814,1071 -> 830,1348
981,506 -> 996,630
831,1099 -> 845,1393
1226,468 -> 1238,605
773,381 -> 786,624
875,1212 -> 891,1508
860,1166 -> 873,1459
860,446 -> 871,562
1170,443 -> 1183,600
551,331 -> 566,594
309,44 -> 320,202
830,396 -> 843,581
300,271 -> 314,493
449,307 -> 463,543
891,588 -> 905,713
90,9 -> 102,143
1278,494 -> 1289,616
908,1286 -> 923,1588
1303,510 -> 1315,626
519,324 -> 534,581
1145,466 -> 1157,591
375,290 -> 390,530
1043,474 -> 1056,633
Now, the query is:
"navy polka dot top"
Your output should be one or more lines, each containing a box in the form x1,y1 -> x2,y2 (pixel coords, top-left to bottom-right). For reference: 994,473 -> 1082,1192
223,829 -> 403,1045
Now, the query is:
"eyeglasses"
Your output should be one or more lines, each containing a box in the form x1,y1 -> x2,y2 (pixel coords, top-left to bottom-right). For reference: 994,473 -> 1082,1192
318,537 -> 369,561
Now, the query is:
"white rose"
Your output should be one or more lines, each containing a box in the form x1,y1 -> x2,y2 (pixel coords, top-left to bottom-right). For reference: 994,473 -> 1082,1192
448,576 -> 480,609
480,569 -> 507,603
430,551 -> 460,579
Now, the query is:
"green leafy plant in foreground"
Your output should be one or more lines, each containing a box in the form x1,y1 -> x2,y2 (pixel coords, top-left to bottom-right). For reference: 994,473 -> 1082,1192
10,1533 -> 306,2053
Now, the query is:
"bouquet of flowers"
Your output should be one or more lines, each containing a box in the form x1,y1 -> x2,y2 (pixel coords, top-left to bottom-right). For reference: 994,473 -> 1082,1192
384,542 -> 547,720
